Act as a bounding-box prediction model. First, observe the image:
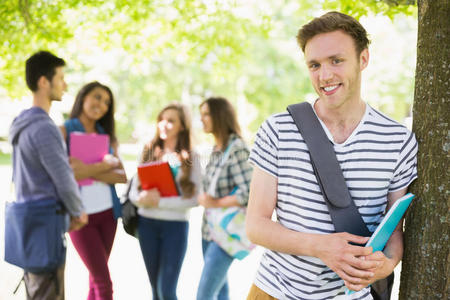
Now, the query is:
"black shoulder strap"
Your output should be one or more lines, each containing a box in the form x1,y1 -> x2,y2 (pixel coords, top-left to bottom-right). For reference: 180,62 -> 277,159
287,102 -> 371,237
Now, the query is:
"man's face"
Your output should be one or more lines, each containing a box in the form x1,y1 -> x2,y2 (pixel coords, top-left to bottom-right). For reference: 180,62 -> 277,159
49,66 -> 67,101
304,30 -> 368,110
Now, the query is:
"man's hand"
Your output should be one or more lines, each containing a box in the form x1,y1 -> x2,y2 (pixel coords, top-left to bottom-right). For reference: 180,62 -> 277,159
69,212 -> 88,231
344,251 -> 395,291
138,188 -> 160,208
316,232 -> 379,290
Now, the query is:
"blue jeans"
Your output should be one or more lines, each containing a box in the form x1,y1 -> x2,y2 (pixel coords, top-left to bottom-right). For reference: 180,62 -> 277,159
138,216 -> 189,300
197,239 -> 234,300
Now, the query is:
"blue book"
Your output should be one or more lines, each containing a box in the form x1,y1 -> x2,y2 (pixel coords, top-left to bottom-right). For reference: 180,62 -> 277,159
366,193 -> 415,252
346,193 -> 415,295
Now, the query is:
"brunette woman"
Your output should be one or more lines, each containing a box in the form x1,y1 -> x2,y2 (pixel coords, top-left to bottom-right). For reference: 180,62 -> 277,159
196,97 -> 253,300
60,81 -> 127,300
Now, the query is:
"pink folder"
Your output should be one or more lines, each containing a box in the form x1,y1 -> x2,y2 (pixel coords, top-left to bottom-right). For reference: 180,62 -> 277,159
69,132 -> 110,186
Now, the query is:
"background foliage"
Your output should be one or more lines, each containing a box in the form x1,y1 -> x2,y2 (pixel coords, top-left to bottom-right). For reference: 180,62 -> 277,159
0,0 -> 417,143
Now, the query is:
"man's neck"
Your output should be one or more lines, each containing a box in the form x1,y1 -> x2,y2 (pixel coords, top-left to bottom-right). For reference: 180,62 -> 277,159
315,98 -> 366,143
32,92 -> 51,114
316,98 -> 365,126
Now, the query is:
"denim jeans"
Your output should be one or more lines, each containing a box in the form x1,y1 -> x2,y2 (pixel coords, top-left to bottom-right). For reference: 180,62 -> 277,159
197,239 -> 234,300
138,216 -> 189,300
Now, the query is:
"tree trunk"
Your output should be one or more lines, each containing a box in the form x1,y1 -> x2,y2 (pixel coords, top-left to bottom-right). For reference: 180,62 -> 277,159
399,0 -> 450,299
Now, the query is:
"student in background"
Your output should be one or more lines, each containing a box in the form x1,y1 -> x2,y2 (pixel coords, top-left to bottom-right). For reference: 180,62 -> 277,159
129,103 -> 201,300
60,81 -> 127,300
9,50 -> 87,299
196,97 -> 253,300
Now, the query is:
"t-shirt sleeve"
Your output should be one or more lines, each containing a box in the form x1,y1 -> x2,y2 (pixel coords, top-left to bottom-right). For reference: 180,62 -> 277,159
249,116 -> 279,178
389,130 -> 418,192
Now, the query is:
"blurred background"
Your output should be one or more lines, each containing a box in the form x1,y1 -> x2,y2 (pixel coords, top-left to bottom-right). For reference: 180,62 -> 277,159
0,1 -> 417,146
0,1 -> 417,299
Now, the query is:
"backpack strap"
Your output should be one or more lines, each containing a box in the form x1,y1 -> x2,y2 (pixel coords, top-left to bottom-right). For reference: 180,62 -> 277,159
206,139 -> 239,197
287,102 -> 371,237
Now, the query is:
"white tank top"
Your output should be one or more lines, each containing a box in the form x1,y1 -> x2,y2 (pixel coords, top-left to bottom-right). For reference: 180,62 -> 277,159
80,181 -> 113,214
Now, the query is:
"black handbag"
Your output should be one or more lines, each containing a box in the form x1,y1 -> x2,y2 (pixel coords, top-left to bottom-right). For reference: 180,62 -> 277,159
121,176 -> 138,238
287,102 -> 394,300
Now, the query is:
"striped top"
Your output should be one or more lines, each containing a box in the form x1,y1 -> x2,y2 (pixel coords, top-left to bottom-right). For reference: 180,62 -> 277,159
249,103 -> 418,300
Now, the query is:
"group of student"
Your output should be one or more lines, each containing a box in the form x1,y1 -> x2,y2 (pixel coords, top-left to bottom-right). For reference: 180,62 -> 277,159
128,97 -> 252,300
8,11 -> 418,300
12,57 -> 250,300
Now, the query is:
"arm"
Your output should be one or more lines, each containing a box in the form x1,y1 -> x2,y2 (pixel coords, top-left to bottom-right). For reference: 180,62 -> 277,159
345,188 -> 407,291
54,125 -> 88,230
345,132 -> 419,290
91,143 -> 127,184
59,125 -> 114,180
91,167 -> 127,184
128,175 -> 160,208
37,125 -> 84,217
61,127 -> 127,184
246,167 -> 377,287
198,192 -> 239,208
69,156 -> 117,181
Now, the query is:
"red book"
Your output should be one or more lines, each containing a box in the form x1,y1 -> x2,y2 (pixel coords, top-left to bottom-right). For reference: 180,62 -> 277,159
137,161 -> 180,197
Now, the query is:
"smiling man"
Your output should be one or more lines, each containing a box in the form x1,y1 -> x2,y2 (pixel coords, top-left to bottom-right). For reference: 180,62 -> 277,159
246,12 -> 418,300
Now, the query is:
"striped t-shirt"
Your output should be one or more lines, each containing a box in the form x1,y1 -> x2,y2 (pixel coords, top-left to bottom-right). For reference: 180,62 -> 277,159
249,103 -> 418,300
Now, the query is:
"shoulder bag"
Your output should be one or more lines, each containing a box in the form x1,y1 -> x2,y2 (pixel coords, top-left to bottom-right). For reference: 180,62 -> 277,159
4,199 -> 67,273
205,140 -> 255,260
120,175 -> 138,238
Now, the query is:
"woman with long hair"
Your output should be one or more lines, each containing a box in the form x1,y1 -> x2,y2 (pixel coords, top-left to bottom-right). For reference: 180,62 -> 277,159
60,81 -> 127,300
196,97 -> 253,300
129,103 -> 201,299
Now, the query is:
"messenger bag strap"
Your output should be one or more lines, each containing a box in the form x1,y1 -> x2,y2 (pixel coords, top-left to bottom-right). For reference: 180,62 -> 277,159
287,102 -> 371,237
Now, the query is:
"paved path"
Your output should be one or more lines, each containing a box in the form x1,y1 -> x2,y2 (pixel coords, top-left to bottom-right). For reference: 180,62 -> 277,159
0,163 -> 400,299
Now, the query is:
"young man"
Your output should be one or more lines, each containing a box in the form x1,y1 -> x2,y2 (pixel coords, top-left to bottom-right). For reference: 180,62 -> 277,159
246,12 -> 418,299
9,51 -> 88,299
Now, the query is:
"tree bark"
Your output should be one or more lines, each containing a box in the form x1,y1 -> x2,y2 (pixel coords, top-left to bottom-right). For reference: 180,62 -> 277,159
399,0 -> 450,299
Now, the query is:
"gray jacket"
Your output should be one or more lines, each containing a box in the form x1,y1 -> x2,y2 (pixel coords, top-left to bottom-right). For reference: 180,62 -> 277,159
9,106 -> 84,216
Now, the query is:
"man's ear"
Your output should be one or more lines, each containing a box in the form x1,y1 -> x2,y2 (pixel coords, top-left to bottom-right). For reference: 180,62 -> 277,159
37,75 -> 50,90
359,48 -> 369,71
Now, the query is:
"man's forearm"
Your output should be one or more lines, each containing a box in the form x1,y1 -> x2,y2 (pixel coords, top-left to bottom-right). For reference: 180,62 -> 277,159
246,215 -> 321,257
382,224 -> 404,271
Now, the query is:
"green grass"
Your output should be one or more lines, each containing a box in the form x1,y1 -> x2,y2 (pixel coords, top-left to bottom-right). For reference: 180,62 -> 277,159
0,151 -> 11,165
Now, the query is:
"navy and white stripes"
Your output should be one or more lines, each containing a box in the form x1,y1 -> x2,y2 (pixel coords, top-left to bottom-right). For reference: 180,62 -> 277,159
249,104 -> 418,299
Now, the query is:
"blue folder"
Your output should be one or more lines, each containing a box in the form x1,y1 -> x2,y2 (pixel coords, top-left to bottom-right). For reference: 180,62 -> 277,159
346,193 -> 415,295
366,193 -> 415,252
